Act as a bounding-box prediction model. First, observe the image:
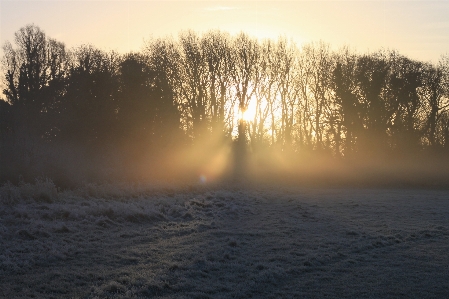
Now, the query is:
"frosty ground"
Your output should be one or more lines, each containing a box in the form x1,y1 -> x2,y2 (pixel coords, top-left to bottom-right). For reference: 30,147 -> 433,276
1,180 -> 449,298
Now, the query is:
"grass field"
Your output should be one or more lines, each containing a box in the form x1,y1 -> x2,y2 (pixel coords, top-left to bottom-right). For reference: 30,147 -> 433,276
1,180 -> 449,298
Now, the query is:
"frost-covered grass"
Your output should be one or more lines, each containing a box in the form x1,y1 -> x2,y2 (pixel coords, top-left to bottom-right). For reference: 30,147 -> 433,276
1,179 -> 449,298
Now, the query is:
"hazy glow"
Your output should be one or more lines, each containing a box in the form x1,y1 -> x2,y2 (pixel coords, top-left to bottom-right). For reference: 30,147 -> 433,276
240,98 -> 258,123
1,1 -> 449,63
2,1 -> 449,188
204,6 -> 237,12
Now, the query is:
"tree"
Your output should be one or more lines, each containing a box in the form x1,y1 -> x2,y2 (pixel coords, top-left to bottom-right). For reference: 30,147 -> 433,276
352,52 -> 390,156
0,24 -> 68,180
273,38 -> 300,150
250,38 -> 277,147
201,30 -> 234,137
145,38 -> 182,130
386,53 -> 423,153
177,31 -> 210,140
61,45 -> 120,149
298,42 -> 334,152
1,24 -> 67,138
333,48 -> 359,156
230,33 -> 260,144
116,53 -> 154,155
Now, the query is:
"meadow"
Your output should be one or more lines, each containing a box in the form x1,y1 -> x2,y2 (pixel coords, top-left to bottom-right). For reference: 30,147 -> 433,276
1,179 -> 448,298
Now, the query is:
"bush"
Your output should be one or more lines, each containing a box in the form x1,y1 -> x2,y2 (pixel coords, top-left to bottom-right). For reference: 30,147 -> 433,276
0,177 -> 58,205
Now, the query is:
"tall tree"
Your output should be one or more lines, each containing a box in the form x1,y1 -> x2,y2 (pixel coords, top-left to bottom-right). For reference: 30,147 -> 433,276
230,33 -> 260,144
386,52 -> 423,153
61,45 -> 120,149
201,30 -> 234,137
333,47 -> 359,156
298,42 -> 334,152
250,38 -> 277,147
273,38 -> 300,150
177,31 -> 210,140
1,24 -> 67,137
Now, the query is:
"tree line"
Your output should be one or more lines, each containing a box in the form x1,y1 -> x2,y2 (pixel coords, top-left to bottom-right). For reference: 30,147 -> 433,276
2,24 -> 449,185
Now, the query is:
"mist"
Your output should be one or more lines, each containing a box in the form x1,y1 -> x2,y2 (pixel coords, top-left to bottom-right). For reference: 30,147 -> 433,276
2,25 -> 449,189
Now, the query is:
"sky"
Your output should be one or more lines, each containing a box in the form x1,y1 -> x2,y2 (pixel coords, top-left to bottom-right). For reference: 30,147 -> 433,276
1,0 -> 449,64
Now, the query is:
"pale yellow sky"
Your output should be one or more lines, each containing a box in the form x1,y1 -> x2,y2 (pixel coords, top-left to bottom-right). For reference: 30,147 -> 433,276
1,1 -> 449,63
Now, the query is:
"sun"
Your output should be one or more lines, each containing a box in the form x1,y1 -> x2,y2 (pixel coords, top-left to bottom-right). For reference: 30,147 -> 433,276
240,108 -> 253,123
231,93 -> 274,138
238,97 -> 258,123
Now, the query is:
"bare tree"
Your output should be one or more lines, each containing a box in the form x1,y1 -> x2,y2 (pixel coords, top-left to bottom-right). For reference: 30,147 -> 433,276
297,42 -> 334,152
386,52 -> 423,153
230,33 -> 261,144
332,47 -> 359,156
201,31 -> 234,137
250,39 -> 277,147
176,31 -> 211,141
418,55 -> 449,149
145,37 -> 182,130
273,38 -> 301,150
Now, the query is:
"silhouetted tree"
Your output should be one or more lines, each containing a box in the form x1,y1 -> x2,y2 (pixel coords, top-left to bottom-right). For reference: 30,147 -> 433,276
116,53 -> 153,155
1,24 -> 68,180
353,53 -> 390,156
298,42 -> 334,152
386,53 -> 423,154
117,52 -> 182,162
2,24 -> 67,138
177,31 -> 210,140
273,38 -> 300,151
230,33 -> 260,144
418,55 -> 449,151
4,24 -> 449,184
333,48 -> 359,156
61,45 -> 120,151
201,30 -> 234,137
145,38 -> 182,127
250,39 -> 277,147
